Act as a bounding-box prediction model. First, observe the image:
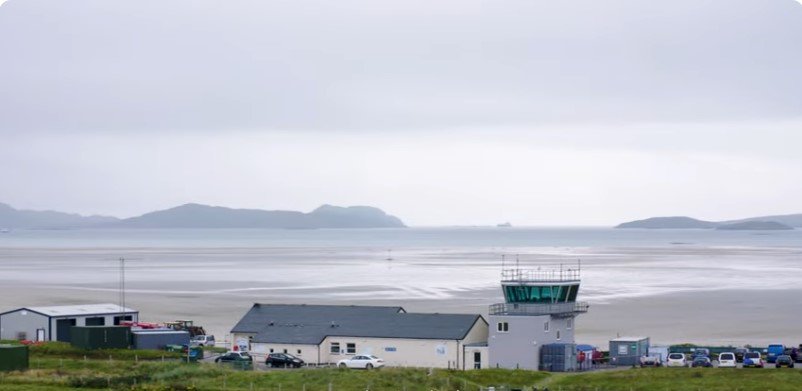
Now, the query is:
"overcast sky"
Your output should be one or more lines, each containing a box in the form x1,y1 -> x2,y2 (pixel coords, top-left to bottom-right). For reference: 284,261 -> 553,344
2,0 -> 801,226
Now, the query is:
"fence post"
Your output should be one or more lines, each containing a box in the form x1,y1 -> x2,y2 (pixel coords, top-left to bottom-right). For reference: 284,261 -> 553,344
329,382 -> 333,391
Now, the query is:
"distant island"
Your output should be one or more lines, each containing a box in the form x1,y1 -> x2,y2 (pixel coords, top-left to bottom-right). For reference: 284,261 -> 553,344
715,221 -> 793,231
617,214 -> 801,230
0,202 -> 405,229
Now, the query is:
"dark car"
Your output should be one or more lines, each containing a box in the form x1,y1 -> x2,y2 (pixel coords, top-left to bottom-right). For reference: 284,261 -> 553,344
783,348 -> 799,363
215,351 -> 252,363
734,348 -> 750,363
776,355 -> 795,368
692,348 -> 710,359
265,353 -> 305,368
691,357 -> 712,368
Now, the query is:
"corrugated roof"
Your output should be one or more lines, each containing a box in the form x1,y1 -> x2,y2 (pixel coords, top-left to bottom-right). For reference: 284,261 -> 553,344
232,304 -> 485,344
610,336 -> 649,342
24,303 -> 136,317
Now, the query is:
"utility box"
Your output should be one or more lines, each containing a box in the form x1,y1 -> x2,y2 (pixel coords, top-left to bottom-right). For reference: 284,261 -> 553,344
70,326 -> 131,350
0,345 -> 29,372
609,337 -> 650,366
132,330 -> 190,350
539,343 -> 577,372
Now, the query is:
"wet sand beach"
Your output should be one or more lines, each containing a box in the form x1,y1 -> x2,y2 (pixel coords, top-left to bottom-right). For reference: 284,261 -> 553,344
1,237 -> 801,347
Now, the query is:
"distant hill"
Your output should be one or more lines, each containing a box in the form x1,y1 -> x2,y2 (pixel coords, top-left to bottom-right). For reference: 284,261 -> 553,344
716,221 -> 793,231
0,202 -> 405,229
615,217 -> 718,229
618,214 -> 801,230
110,203 -> 405,229
721,214 -> 802,228
0,203 -> 119,229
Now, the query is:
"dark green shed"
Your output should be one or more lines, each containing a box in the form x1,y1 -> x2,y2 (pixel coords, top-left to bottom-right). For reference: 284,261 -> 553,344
0,345 -> 29,371
70,326 -> 131,350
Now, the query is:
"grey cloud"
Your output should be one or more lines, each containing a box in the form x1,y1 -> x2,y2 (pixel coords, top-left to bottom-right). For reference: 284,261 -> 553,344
0,0 -> 801,134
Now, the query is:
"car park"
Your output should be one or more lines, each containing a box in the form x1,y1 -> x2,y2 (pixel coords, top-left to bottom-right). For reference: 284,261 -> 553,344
775,355 -> 795,368
691,357 -> 713,368
743,352 -> 764,368
766,344 -> 785,364
265,353 -> 305,368
215,351 -> 252,363
666,353 -> 687,367
717,352 -> 736,368
337,355 -> 385,369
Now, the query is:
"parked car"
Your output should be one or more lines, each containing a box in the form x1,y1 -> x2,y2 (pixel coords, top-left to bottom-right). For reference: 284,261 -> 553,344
691,357 -> 713,368
640,355 -> 662,367
692,348 -> 710,359
265,353 -> 305,368
717,352 -> 737,368
215,351 -> 252,363
783,347 -> 799,363
743,352 -> 764,368
190,335 -> 215,347
337,355 -> 385,369
734,348 -> 750,363
775,355 -> 795,368
767,344 -> 785,364
666,353 -> 687,367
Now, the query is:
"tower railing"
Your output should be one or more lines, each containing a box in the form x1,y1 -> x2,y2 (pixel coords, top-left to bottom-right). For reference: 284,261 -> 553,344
489,302 -> 589,317
501,267 -> 580,282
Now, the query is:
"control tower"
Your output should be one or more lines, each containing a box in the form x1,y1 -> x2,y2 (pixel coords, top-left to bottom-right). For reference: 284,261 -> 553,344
487,256 -> 588,370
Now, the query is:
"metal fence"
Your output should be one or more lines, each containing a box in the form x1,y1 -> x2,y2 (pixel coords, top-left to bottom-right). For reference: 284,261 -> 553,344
489,302 -> 589,317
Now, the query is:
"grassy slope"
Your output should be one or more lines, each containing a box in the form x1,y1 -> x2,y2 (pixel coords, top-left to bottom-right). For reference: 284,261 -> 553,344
1,343 -> 802,390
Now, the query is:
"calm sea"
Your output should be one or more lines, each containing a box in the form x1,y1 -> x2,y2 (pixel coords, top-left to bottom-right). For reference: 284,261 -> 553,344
1,227 -> 800,248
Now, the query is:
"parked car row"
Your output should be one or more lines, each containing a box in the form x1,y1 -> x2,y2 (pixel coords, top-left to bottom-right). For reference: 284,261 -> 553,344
214,351 -> 385,370
652,350 -> 796,369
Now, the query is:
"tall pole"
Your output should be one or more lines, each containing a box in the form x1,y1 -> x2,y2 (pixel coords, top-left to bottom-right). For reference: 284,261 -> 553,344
119,257 -> 126,313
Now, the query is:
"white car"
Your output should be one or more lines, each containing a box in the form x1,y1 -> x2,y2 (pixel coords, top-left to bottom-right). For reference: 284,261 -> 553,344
666,353 -> 687,367
337,355 -> 385,369
717,352 -> 737,368
190,335 -> 215,347
743,351 -> 764,368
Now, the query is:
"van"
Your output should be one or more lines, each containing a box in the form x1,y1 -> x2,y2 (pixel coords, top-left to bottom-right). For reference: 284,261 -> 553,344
767,344 -> 785,363
191,335 -> 216,347
718,352 -> 736,368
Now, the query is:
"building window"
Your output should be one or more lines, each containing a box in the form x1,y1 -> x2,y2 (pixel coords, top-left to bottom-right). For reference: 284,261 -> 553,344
113,315 -> 133,325
283,349 -> 288,354
567,318 -> 573,330
269,348 -> 274,353
346,343 -> 356,354
496,322 -> 509,333
330,342 -> 341,354
544,321 -> 550,332
297,349 -> 302,355
557,330 -> 561,340
86,317 -> 105,326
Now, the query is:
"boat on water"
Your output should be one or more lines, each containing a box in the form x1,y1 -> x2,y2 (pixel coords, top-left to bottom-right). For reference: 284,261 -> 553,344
496,222 -> 512,228
0,228 -> 10,233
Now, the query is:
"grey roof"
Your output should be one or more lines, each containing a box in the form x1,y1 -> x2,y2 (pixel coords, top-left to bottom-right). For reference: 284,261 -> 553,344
1,304 -> 136,317
231,304 -> 486,345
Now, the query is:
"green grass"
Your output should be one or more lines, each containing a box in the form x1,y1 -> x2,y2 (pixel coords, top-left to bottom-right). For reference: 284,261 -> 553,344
4,343 -> 802,390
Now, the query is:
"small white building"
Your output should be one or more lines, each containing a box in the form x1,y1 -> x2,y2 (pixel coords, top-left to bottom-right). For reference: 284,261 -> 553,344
0,304 -> 138,342
231,304 -> 488,370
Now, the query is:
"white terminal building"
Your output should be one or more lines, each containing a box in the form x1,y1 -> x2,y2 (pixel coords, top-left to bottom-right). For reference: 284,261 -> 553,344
230,258 -> 588,370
